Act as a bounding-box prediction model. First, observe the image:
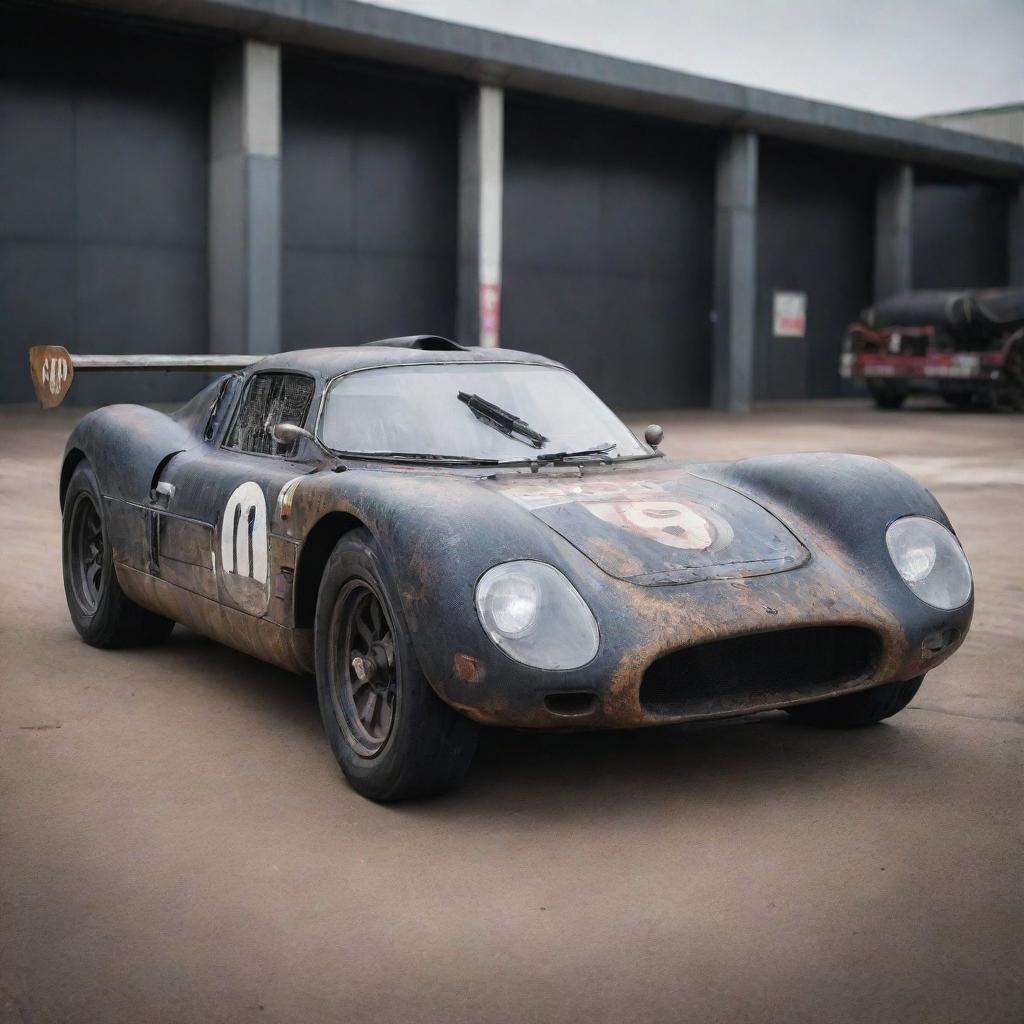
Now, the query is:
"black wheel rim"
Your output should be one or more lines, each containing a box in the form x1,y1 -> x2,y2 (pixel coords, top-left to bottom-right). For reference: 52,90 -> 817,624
69,492 -> 104,614
328,580 -> 398,757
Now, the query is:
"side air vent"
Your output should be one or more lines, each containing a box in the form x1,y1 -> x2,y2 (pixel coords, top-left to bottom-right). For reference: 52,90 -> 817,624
361,335 -> 465,351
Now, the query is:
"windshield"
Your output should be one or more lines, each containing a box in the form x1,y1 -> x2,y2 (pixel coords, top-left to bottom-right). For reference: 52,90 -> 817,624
319,363 -> 649,463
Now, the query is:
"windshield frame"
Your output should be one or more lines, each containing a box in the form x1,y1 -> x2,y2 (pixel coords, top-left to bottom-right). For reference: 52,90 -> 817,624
313,359 -> 659,467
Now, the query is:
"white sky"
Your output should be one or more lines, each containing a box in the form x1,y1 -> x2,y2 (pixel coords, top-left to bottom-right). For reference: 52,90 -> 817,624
365,0 -> 1024,118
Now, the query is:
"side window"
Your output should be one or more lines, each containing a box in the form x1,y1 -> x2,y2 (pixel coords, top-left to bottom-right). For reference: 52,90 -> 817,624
204,374 -> 241,442
225,373 -> 315,457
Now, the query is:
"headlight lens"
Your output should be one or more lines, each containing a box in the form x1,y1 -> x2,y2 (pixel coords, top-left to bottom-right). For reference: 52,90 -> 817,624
475,561 -> 599,669
885,516 -> 972,609
482,571 -> 539,638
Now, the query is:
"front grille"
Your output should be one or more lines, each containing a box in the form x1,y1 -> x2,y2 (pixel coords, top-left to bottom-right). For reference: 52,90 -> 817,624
639,626 -> 880,717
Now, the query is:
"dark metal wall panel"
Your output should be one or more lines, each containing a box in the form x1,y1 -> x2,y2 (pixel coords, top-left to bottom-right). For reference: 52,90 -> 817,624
755,140 -> 874,401
502,94 -> 715,410
281,55 -> 458,350
913,175 -> 1009,289
0,6 -> 210,404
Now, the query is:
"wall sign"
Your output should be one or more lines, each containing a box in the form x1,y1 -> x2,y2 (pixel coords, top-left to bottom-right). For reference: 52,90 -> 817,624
773,291 -> 807,337
480,282 -> 501,348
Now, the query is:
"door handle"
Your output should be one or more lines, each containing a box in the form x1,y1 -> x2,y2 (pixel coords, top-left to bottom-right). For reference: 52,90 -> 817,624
150,480 -> 176,505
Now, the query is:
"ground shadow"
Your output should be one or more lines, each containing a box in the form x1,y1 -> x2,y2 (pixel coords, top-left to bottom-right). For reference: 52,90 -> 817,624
139,625 -> 959,824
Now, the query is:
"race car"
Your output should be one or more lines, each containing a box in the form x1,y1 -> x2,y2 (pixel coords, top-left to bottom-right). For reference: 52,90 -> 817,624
31,337 -> 974,800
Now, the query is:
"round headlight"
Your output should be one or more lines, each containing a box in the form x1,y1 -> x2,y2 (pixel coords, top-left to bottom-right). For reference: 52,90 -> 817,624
885,516 -> 972,610
475,561 -> 599,670
479,570 -> 539,638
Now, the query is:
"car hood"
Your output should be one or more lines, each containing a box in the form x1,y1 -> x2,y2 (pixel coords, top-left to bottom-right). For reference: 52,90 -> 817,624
488,461 -> 809,586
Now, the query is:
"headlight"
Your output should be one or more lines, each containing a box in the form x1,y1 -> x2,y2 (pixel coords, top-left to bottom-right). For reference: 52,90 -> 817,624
475,561 -> 599,670
885,516 -> 972,610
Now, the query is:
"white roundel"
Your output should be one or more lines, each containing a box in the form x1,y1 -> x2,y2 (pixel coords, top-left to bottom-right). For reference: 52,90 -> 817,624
221,481 -> 268,586
585,498 -> 724,551
622,500 -> 715,550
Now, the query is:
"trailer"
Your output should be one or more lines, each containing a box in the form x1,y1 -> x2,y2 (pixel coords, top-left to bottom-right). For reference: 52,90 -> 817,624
841,288 -> 1024,411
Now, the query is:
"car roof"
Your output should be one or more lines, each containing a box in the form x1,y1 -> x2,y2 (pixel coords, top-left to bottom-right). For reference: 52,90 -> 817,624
248,339 -> 565,379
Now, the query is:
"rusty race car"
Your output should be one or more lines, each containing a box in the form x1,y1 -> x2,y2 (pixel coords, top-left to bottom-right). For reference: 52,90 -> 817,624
31,337 -> 974,800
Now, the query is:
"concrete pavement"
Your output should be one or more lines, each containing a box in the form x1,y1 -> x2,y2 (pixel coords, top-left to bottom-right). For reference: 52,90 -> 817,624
1,398 -> 1021,1024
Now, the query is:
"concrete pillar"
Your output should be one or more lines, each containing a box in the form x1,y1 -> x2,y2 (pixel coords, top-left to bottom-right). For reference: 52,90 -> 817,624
209,41 -> 281,355
712,131 -> 758,413
457,85 -> 504,348
874,163 -> 914,301
1008,180 -> 1024,286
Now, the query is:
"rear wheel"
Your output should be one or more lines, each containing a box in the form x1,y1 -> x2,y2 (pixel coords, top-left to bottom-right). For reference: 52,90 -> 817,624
785,675 -> 923,727
990,343 -> 1024,412
942,392 -> 975,409
314,529 -> 478,801
62,462 -> 174,647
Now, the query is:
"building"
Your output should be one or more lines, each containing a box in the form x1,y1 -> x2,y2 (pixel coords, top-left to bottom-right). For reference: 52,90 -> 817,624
924,104 -> 1024,148
2,0 -> 1023,410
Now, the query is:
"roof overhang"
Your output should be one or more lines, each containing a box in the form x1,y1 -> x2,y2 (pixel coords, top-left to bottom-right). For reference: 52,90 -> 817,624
62,0 -> 1024,179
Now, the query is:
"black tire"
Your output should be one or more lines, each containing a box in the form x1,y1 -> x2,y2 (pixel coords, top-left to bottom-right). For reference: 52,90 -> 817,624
870,390 -> 906,410
314,529 -> 479,801
62,461 -> 175,648
785,675 -> 924,727
990,343 -> 1024,413
942,392 -> 975,409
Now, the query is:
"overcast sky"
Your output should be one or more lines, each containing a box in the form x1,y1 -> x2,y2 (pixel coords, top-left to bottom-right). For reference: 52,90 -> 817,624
367,0 -> 1023,118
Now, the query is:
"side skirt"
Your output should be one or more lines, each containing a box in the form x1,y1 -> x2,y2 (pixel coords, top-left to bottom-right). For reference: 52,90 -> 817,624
116,563 -> 314,674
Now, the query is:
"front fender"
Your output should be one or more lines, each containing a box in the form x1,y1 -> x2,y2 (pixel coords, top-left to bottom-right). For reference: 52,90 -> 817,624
285,468 -> 623,710
694,452 -> 973,657
698,452 -> 948,533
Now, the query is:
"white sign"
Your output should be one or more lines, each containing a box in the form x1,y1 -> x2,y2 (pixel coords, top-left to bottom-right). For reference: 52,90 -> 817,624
773,291 -> 807,337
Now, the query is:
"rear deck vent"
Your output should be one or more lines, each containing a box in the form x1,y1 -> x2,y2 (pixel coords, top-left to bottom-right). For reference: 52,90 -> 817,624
639,626 -> 879,717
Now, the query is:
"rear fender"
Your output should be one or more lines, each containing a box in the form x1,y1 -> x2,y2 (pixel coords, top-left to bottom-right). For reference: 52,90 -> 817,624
64,405 -> 201,504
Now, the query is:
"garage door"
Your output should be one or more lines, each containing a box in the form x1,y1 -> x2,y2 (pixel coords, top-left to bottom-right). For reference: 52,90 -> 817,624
0,6 -> 210,405
281,56 -> 459,350
913,172 -> 1008,289
502,94 -> 715,411
755,140 -> 874,400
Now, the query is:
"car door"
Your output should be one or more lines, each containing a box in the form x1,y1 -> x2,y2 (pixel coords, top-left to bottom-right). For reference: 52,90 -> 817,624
153,371 -> 321,623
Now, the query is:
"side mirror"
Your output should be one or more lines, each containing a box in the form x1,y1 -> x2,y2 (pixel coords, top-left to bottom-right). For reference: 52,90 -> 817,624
272,422 -> 313,445
644,424 -> 664,450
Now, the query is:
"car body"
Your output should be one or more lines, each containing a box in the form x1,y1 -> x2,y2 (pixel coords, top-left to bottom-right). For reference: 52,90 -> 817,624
841,287 -> 1024,411
34,336 -> 975,799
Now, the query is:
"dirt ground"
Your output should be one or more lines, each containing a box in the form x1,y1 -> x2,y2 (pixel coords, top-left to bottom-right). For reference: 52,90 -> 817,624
1,397 -> 1022,1024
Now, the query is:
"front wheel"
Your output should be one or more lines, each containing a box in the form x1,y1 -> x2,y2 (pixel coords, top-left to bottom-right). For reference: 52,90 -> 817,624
314,529 -> 479,801
870,388 -> 906,410
785,675 -> 923,727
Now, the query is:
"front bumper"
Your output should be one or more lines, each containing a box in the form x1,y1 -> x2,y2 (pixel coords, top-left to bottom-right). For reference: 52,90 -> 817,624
425,554 -> 972,730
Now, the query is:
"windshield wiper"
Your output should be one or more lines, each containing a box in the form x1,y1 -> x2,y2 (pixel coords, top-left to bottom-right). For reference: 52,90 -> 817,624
536,442 -> 617,464
457,391 -> 548,449
341,450 -> 504,465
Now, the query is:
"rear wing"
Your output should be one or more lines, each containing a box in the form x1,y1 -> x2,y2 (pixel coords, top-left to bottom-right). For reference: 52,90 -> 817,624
29,345 -> 259,409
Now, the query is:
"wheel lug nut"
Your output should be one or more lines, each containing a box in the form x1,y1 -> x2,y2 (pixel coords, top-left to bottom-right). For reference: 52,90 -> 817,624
351,655 -> 374,682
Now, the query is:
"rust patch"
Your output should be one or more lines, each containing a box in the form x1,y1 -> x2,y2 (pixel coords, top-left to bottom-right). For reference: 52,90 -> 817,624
453,652 -> 485,684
